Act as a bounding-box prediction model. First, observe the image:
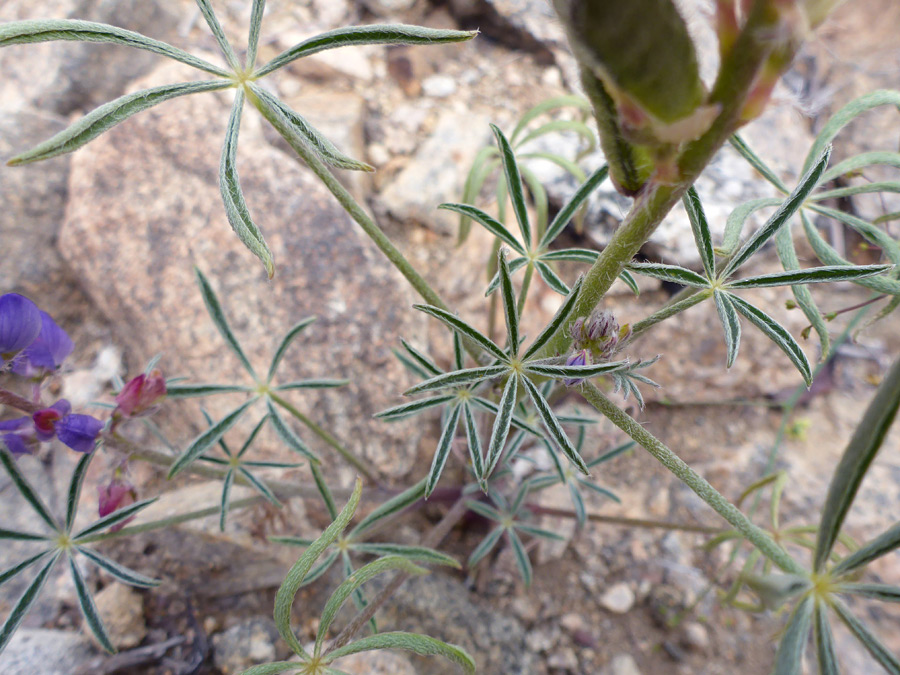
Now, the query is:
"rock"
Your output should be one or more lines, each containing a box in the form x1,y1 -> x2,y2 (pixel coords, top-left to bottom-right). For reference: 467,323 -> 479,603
211,617 -> 280,675
371,574 -> 535,673
559,612 -> 586,635
58,61 -> 428,476
604,653 -> 643,675
330,649 -> 418,674
547,646 -> 579,671
0,112 -> 71,294
422,74 -> 458,98
0,629 -> 97,675
600,582 -> 635,614
377,108 -> 491,233
682,621 -> 710,653
0,0 -> 182,115
87,582 -> 146,649
361,0 -> 419,14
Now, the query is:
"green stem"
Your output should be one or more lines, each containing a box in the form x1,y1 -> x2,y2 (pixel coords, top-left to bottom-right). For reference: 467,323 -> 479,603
527,504 -> 723,534
517,262 -> 535,317
579,382 -> 805,575
247,90 -> 446,311
267,392 -> 380,484
532,3 -> 788,363
76,496 -> 265,544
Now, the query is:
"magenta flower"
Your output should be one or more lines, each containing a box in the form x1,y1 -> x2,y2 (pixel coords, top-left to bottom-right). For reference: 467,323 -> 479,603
0,293 -> 42,366
11,310 -> 73,378
98,477 -> 137,531
115,370 -> 167,418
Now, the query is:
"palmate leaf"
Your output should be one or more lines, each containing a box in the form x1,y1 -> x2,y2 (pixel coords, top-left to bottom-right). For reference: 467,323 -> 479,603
726,294 -> 812,386
721,145 -> 832,280
274,478 -> 362,657
425,404 -> 462,498
220,89 -> 275,279
816,356 -> 900,572
255,24 -> 477,78
167,399 -> 256,478
323,631 -> 476,674
0,19 -> 230,77
249,84 -> 374,172
7,80 -> 231,166
491,124 -> 531,250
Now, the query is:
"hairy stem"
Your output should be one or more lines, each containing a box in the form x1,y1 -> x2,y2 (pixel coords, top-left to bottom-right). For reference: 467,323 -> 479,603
579,382 -> 805,575
526,504 -> 723,534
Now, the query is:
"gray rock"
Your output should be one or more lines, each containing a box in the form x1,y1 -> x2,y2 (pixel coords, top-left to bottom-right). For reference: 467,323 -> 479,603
0,0 -> 182,115
371,574 -> 535,673
58,62 -> 428,476
0,628 -> 97,675
330,649 -> 418,674
603,653 -> 643,675
212,617 -> 280,675
377,108 -> 491,233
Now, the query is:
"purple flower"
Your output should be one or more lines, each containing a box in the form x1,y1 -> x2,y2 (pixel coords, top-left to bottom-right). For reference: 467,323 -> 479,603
0,399 -> 102,456
11,311 -> 73,378
564,349 -> 590,387
0,293 -> 42,366
0,416 -> 38,456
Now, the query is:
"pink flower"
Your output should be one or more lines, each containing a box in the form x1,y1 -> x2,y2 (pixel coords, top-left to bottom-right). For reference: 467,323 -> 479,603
115,370 -> 166,418
98,477 -> 137,532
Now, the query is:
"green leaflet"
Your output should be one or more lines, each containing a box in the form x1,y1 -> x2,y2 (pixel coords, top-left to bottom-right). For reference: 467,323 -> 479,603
168,399 -> 256,478
0,19 -> 230,76
816,356 -> 900,571
323,631 -> 476,674
8,80 -> 232,166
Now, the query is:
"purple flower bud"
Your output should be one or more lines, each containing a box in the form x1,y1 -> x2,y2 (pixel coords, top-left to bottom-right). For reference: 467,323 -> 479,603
56,414 -> 104,454
587,311 -> 618,342
0,293 -> 42,365
115,370 -> 167,418
564,349 -> 590,387
11,311 -> 73,378
0,417 -> 38,456
569,317 -> 585,344
98,477 -> 137,531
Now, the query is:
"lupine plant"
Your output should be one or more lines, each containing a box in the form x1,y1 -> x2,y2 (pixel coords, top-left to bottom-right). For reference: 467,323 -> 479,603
2,0 -> 900,673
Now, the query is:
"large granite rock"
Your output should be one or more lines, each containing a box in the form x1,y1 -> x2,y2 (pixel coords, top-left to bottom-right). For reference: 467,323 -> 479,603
0,0 -> 183,115
58,62 -> 429,477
